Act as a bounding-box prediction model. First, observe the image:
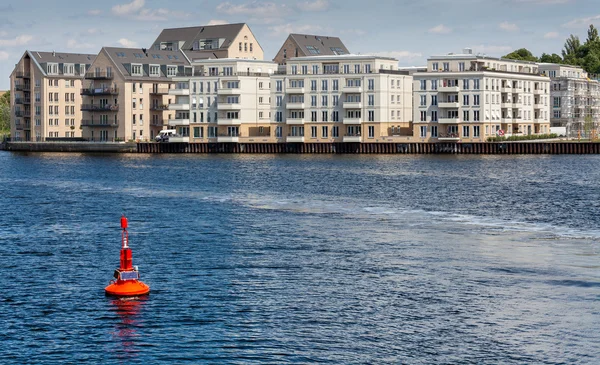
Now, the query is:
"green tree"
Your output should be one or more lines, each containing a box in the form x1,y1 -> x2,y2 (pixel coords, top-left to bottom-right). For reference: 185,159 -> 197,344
539,53 -> 563,64
502,48 -> 538,62
562,34 -> 582,64
0,91 -> 10,133
587,25 -> 600,44
583,52 -> 600,74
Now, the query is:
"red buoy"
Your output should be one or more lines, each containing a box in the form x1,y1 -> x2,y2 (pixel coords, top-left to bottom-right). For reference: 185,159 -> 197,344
105,215 -> 150,297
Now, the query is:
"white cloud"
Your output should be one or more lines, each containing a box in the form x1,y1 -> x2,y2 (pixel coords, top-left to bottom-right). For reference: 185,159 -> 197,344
67,39 -> 96,49
544,31 -> 559,39
0,31 -> 7,37
217,1 -> 289,23
470,45 -> 514,55
562,14 -> 600,28
429,24 -> 452,34
499,22 -> 519,32
370,51 -> 423,61
298,0 -> 329,11
110,0 -> 189,21
0,51 -> 9,60
0,34 -> 33,47
86,28 -> 103,35
268,23 -> 324,36
207,19 -> 229,25
118,38 -> 138,48
112,0 -> 145,16
88,9 -> 102,15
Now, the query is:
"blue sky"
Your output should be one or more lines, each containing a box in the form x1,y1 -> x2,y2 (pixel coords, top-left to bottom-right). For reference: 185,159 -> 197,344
1,0 -> 600,89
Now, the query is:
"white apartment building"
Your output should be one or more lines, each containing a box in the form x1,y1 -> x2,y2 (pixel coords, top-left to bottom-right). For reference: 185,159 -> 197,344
271,55 -> 413,143
413,50 -> 551,142
538,63 -> 600,137
170,59 -> 276,143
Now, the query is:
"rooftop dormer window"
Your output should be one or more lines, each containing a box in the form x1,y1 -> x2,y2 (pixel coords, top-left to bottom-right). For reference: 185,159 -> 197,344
64,63 -> 75,75
150,65 -> 160,77
131,64 -> 143,76
306,45 -> 321,55
47,63 -> 58,75
167,66 -> 177,77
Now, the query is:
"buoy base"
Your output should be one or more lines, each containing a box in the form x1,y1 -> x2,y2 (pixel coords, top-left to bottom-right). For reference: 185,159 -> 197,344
105,280 -> 150,297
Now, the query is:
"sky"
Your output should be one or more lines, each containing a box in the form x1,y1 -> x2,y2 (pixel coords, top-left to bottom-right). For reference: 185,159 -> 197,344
1,0 -> 600,89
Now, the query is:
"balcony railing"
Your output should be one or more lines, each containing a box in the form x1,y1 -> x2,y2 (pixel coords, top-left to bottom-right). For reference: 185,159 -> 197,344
15,72 -> 30,78
81,120 -> 119,127
81,87 -> 119,96
14,84 -> 31,91
85,72 -> 114,80
150,88 -> 170,95
151,105 -> 169,111
15,110 -> 26,117
81,104 -> 119,112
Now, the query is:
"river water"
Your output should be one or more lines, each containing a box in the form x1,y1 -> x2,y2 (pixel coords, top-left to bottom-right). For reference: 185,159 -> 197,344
0,152 -> 599,364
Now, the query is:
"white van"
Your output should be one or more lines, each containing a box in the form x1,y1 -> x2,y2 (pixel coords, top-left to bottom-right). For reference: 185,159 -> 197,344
155,129 -> 177,142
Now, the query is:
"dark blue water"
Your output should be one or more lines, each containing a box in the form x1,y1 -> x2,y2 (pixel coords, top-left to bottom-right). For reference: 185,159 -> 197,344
0,152 -> 599,364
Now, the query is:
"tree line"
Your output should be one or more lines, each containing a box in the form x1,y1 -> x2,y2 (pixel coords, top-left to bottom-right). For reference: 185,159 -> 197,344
502,24 -> 600,75
0,91 -> 9,133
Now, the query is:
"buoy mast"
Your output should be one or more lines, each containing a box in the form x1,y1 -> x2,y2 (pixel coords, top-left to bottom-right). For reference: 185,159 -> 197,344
105,215 -> 150,297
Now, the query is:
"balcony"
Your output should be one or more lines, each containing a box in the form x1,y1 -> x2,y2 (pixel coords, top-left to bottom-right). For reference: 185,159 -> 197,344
343,101 -> 362,109
439,86 -> 459,92
501,86 -> 513,93
15,110 -> 25,117
343,135 -> 362,142
168,88 -> 189,96
14,84 -> 30,92
533,88 -> 545,95
81,87 -> 119,96
150,88 -> 170,95
217,135 -> 240,143
501,101 -> 512,108
217,119 -> 241,125
342,86 -> 363,93
151,119 -> 165,126
534,118 -> 545,124
286,102 -> 305,109
534,103 -> 544,109
15,123 -> 23,130
438,101 -> 460,108
512,101 -> 522,108
168,103 -> 190,111
168,119 -> 190,126
81,120 -> 119,127
439,118 -> 460,124
343,118 -> 362,125
150,104 -> 169,111
286,136 -> 305,143
85,71 -> 114,80
217,103 -> 241,111
15,72 -> 30,78
217,88 -> 241,95
286,118 -> 305,125
438,134 -> 461,141
81,104 -> 119,112
287,87 -> 305,94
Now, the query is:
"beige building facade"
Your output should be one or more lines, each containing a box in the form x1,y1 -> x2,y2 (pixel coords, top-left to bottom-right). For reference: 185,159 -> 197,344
9,51 -> 95,141
170,59 -> 276,143
80,47 -> 190,141
271,55 -> 413,143
413,50 -> 551,142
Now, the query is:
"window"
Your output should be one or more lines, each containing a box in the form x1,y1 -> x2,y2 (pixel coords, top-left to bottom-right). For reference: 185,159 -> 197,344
420,80 -> 426,90
311,111 -> 317,122
167,66 -> 177,77
463,126 -> 470,137
431,95 -> 437,106
459,62 -> 465,72
276,126 -> 282,137
276,80 -> 283,92
463,110 -> 470,121
443,62 -> 449,71
431,80 -> 438,90
131,64 -> 143,76
420,111 -> 427,122
306,45 -> 321,54
368,126 -> 375,138
332,111 -> 339,122
431,111 -> 438,122
332,126 -> 339,137
420,126 -> 427,137
322,111 -> 328,122
322,80 -> 328,91
474,126 -> 480,137
553,97 -> 561,108
473,79 -> 480,90
239,42 -> 242,51
463,79 -> 469,90
368,95 -> 374,106
322,96 -> 328,107
431,125 -> 438,137
333,95 -> 339,106
368,110 -> 374,122
474,95 -> 480,106
333,79 -> 339,91
474,110 -> 480,121
463,95 -> 469,106
311,126 -> 317,138
432,62 -> 438,71
368,79 -> 374,90
420,95 -> 426,106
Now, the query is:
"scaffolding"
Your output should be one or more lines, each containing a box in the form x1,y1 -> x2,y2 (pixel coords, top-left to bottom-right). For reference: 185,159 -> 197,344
551,77 -> 600,139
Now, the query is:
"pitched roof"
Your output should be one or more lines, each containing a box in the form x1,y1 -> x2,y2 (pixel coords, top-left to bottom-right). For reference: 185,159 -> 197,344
289,34 -> 350,57
151,23 -> 246,52
28,51 -> 96,65
99,47 -> 190,81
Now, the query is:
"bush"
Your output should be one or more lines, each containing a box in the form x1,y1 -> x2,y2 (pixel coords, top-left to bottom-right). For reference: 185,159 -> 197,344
487,133 -> 558,142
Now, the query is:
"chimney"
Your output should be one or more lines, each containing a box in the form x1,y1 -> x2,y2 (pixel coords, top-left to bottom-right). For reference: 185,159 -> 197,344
463,48 -> 473,55
52,50 -> 56,57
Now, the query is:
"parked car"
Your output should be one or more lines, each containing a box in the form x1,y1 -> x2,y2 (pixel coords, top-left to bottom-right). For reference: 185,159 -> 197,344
155,129 -> 177,142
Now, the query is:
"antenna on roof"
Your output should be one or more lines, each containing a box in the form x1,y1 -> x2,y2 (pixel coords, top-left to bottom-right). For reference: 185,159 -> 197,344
52,50 -> 56,57
142,48 -> 148,56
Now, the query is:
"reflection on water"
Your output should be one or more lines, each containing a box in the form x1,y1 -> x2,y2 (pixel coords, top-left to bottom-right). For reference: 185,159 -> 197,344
109,297 -> 147,360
